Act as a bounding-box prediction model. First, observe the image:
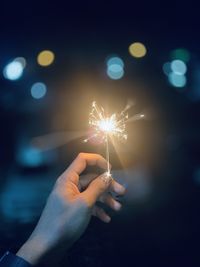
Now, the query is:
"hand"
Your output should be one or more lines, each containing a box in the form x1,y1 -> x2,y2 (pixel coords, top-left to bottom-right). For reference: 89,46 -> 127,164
17,153 -> 125,265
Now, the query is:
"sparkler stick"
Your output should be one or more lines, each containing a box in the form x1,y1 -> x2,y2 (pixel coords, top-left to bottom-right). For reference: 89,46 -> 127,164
105,134 -> 110,175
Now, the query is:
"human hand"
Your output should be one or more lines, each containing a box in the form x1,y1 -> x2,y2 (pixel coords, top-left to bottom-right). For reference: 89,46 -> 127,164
17,153 -> 125,265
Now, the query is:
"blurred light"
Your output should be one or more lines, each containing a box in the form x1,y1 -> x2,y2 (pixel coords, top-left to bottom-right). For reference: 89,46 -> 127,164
16,140 -> 57,167
108,64 -> 123,73
171,59 -> 187,75
107,56 -> 124,68
0,177 -> 49,223
31,82 -> 47,99
37,50 -> 55,66
162,62 -> 172,76
168,73 -> 187,88
98,118 -> 116,133
14,57 -> 26,68
129,42 -> 147,58
107,65 -> 124,80
3,61 -> 24,80
170,48 -> 190,63
18,146 -> 44,167
106,56 -> 124,80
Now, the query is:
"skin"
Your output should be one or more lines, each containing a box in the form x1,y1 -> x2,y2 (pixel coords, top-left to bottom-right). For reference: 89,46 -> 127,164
16,153 -> 126,266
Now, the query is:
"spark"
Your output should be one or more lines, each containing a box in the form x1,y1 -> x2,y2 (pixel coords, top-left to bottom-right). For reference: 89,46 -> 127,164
86,101 -> 128,141
84,101 -> 128,178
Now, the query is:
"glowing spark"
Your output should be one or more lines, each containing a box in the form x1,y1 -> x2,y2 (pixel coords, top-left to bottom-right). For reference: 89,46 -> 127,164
84,101 -> 128,178
87,101 -> 128,142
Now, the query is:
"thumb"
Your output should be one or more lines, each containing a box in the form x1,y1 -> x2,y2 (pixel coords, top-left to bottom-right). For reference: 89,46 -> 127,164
81,172 -> 112,207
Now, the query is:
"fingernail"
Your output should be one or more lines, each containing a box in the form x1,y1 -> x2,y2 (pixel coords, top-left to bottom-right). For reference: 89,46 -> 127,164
105,215 -> 111,223
114,201 -> 122,210
115,183 -> 126,194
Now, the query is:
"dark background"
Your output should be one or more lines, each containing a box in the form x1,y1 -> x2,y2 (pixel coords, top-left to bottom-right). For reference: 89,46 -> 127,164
0,1 -> 200,266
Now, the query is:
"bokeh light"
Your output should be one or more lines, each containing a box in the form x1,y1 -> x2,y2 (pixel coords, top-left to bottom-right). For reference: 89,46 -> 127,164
168,73 -> 186,88
106,56 -> 124,80
171,59 -> 187,75
129,42 -> 147,58
3,60 -> 24,80
162,62 -> 172,76
107,56 -> 124,68
108,64 -> 123,73
31,82 -> 47,99
170,48 -> 190,63
37,50 -> 55,66
107,64 -> 124,80
17,146 -> 43,167
14,57 -> 26,68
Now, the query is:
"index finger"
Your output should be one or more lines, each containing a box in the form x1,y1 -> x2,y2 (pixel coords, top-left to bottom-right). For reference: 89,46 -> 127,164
67,153 -> 108,175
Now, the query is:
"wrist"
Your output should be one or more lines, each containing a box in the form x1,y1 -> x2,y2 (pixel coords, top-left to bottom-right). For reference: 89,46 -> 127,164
17,237 -> 49,265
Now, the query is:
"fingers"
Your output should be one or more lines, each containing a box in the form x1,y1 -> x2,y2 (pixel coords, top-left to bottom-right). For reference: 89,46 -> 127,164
109,179 -> 126,196
68,153 -> 108,175
61,153 -> 109,186
81,172 -> 112,207
78,173 -> 97,191
92,206 -> 111,223
99,193 -> 122,211
78,174 -> 126,196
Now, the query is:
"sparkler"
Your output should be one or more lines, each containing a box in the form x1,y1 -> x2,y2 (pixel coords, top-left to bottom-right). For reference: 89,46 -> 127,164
84,101 -> 128,179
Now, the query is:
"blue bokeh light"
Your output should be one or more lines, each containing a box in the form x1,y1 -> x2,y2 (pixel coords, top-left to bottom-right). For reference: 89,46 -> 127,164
31,82 -> 47,99
107,56 -> 124,68
171,59 -> 187,75
3,61 -> 24,80
168,73 -> 186,88
108,64 -> 123,73
107,65 -> 124,80
106,56 -> 124,80
14,57 -> 26,68
162,62 -> 172,76
18,146 -> 43,167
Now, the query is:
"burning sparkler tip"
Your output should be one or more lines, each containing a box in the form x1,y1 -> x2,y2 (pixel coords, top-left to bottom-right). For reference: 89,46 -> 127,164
87,101 -> 128,175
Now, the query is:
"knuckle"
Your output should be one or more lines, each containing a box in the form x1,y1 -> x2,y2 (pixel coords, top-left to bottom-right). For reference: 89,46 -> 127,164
97,154 -> 104,160
78,152 -> 85,159
55,176 -> 63,187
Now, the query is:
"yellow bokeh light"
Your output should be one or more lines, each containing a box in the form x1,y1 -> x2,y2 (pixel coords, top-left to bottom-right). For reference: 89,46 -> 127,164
129,42 -> 147,58
37,50 -> 55,66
